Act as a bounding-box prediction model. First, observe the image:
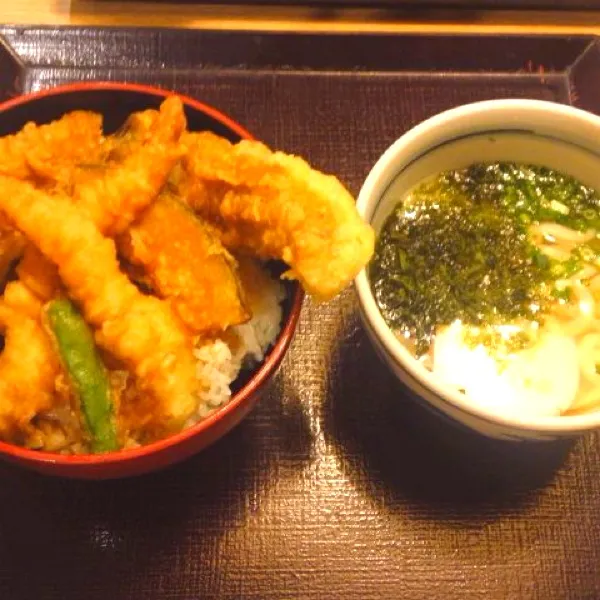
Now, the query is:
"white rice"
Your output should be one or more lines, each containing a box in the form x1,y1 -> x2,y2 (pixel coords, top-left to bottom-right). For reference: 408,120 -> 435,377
189,265 -> 286,423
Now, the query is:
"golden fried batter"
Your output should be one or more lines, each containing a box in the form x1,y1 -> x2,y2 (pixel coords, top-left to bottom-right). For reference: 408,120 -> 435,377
3,99 -> 185,312
119,194 -> 249,334
0,301 -> 60,437
104,107 -> 162,160
0,213 -> 25,286
71,96 -> 186,236
94,99 -> 249,334
0,176 -> 200,429
3,280 -> 46,319
16,245 -> 61,302
178,132 -> 375,301
0,110 -> 103,183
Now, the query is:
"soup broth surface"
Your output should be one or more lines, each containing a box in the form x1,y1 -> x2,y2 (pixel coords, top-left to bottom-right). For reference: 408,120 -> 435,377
370,163 -> 600,418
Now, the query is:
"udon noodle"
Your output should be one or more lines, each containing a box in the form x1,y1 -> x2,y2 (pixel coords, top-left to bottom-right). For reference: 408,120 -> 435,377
536,221 -> 600,414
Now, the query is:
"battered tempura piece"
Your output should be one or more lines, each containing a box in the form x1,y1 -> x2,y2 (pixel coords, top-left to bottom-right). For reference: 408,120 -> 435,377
119,194 -> 250,334
104,107 -> 162,160
0,111 -> 103,182
178,132 -> 375,301
90,100 -> 249,334
16,245 -> 61,302
0,301 -> 60,437
0,176 -> 200,430
0,214 -> 25,286
3,280 -> 48,319
4,101 -> 184,306
70,96 -> 186,236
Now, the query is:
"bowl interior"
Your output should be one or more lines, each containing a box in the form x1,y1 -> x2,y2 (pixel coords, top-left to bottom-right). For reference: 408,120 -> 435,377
357,99 -> 600,434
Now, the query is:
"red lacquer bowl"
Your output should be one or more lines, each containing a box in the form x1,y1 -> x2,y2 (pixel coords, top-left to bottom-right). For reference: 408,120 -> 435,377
0,82 -> 303,479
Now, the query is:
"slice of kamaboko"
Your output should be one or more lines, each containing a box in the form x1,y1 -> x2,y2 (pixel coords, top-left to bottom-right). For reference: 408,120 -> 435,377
433,322 -> 579,419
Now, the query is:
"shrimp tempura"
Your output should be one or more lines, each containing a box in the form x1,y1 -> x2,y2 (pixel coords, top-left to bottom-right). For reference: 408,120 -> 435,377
178,132 -> 375,301
9,97 -> 186,308
71,95 -> 186,236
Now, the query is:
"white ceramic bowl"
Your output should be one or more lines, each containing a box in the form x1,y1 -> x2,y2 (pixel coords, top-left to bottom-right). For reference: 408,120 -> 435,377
355,99 -> 600,441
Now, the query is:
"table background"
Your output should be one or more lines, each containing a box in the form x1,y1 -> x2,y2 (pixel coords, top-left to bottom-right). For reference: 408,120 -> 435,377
0,28 -> 599,600
0,1 -> 599,35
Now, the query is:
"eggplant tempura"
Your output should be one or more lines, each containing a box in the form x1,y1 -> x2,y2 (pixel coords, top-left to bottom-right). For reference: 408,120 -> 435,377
0,96 -> 374,454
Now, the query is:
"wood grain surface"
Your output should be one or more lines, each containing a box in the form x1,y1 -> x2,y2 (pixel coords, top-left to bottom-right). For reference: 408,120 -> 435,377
1,0 -> 600,34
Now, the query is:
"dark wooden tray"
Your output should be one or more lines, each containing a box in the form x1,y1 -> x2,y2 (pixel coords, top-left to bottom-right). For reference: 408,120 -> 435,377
1,27 -> 600,600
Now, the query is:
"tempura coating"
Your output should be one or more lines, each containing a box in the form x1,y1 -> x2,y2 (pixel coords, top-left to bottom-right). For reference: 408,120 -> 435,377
178,132 -> 375,301
16,245 -> 61,302
100,99 -> 249,334
0,301 -> 60,437
119,194 -> 249,334
3,280 -> 47,319
103,107 -> 161,160
0,176 -> 201,430
70,96 -> 186,236
0,111 -> 104,183
0,213 -> 25,286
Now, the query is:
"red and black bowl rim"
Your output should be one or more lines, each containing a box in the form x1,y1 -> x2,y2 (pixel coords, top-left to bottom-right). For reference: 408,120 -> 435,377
0,81 -> 304,469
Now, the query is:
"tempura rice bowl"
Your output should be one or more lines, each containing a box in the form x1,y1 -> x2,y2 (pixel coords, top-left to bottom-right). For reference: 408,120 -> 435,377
0,83 -> 303,478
